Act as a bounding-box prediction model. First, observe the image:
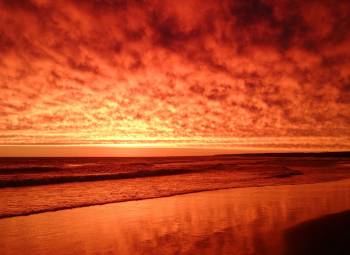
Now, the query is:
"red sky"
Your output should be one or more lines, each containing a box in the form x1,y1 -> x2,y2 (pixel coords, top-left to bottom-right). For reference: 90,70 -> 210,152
0,0 -> 350,156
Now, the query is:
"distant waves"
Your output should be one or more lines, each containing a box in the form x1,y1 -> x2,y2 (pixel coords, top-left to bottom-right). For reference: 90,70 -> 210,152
0,164 -> 306,188
0,166 -> 226,188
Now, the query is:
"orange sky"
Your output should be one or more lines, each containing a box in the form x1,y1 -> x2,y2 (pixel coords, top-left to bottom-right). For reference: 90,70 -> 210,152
0,0 -> 350,156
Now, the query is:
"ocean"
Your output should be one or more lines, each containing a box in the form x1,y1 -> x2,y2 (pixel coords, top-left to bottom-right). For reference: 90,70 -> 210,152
1,154 -> 350,218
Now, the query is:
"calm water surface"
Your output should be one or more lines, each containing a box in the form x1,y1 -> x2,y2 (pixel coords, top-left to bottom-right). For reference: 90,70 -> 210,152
1,179 -> 350,255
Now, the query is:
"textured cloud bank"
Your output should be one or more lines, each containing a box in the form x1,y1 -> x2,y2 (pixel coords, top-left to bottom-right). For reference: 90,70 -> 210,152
0,0 -> 350,150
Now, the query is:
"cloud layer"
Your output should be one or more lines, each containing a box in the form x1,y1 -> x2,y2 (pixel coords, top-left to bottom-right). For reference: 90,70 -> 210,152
0,0 -> 350,150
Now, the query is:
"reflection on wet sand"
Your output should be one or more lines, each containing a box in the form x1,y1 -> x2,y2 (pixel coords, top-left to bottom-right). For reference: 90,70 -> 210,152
1,179 -> 350,255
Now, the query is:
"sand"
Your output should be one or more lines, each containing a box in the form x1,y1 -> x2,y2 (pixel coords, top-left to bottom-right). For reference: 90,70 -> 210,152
1,179 -> 350,255
284,210 -> 350,255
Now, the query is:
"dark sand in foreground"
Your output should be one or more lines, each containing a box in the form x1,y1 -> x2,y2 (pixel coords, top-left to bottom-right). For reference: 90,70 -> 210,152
285,210 -> 350,255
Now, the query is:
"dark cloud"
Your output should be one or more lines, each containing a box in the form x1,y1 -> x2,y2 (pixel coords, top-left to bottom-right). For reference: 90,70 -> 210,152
150,13 -> 202,49
67,57 -> 100,74
0,0 -> 349,150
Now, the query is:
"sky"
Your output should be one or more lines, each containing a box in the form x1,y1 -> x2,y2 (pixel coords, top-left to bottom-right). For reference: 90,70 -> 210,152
0,0 -> 350,156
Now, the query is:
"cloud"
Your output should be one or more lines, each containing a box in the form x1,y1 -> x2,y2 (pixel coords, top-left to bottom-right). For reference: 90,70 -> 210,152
0,0 -> 349,150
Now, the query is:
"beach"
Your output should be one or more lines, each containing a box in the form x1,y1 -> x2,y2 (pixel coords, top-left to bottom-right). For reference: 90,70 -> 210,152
2,0 -> 350,253
1,178 -> 350,255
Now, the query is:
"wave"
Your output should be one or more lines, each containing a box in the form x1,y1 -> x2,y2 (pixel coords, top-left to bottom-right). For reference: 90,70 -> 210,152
0,186 -> 229,219
4,176 -> 350,221
0,167 -> 219,188
0,166 -> 62,174
0,165 -> 304,188
0,178 -> 305,219
267,169 -> 303,178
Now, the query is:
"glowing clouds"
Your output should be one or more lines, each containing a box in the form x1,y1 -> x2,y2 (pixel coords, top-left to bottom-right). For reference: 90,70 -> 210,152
0,0 -> 349,150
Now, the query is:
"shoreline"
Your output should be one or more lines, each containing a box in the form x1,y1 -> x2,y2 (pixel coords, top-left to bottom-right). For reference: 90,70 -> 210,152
2,176 -> 350,255
2,176 -> 350,220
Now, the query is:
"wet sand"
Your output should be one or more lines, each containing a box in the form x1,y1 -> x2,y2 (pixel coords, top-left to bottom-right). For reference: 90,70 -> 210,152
284,210 -> 350,255
1,179 -> 350,255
